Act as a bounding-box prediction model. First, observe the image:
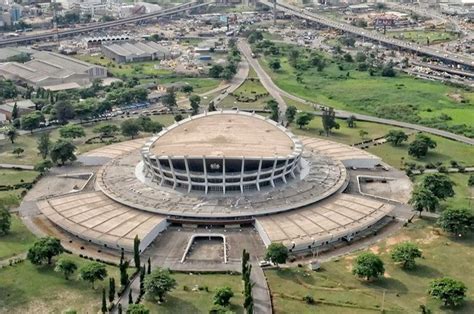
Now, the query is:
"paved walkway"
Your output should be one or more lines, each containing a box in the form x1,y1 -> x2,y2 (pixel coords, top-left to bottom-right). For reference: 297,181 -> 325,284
238,40 -> 474,146
0,163 -> 35,170
251,262 -> 273,314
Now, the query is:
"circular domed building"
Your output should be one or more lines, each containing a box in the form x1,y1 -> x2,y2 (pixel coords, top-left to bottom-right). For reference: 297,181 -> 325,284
141,111 -> 303,194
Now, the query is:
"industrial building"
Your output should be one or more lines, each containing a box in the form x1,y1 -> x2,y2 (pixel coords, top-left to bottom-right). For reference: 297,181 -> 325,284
0,50 -> 107,90
101,41 -> 171,63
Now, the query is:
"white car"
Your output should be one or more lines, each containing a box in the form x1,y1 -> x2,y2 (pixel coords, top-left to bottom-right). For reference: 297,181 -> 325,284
259,260 -> 273,267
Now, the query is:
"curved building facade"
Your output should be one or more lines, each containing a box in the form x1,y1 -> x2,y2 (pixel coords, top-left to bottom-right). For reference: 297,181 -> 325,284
141,111 -> 303,194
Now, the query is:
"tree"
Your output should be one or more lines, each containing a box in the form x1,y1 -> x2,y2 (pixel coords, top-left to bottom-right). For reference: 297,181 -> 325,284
359,129 -> 368,140
269,58 -> 281,71
4,126 -> 17,144
391,242 -> 422,269
265,243 -> 288,267
265,99 -> 279,122
134,235 -> 141,269
189,95 -> 201,115
54,101 -> 75,124
21,111 -> 45,133
144,268 -> 177,303
428,277 -> 467,307
381,63 -> 396,77
438,208 -> 474,237
174,114 -> 183,122
182,85 -> 193,94
209,65 -> 224,79
287,48 -> 300,68
322,107 -> 339,136
409,186 -> 439,217
27,237 -> 63,265
355,52 -> 366,63
93,124 -> 119,140
408,134 -> 437,159
468,174 -> 474,187
37,132 -> 51,159
119,250 -> 129,287
12,147 -> 24,157
127,304 -> 150,314
75,101 -> 96,122
421,174 -> 455,200
385,130 -> 408,146
79,261 -> 108,289
101,288 -> 107,314
221,67 -> 235,81
162,87 -> 177,108
140,265 -> 146,296
109,277 -> 116,303
50,139 -> 77,165
0,205 -> 11,236
208,101 -> 216,112
34,160 -> 53,174
346,115 -> 356,128
59,124 -> 85,139
54,257 -> 78,280
295,112 -> 313,129
213,287 -> 234,306
352,252 -> 385,281
121,119 -> 141,139
147,257 -> 151,274
285,105 -> 297,124
11,103 -> 19,120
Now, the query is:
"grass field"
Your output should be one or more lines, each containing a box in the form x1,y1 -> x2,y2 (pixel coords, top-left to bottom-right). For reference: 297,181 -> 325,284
266,219 -> 474,314
0,214 -> 36,260
259,47 -> 474,131
414,173 -> 473,211
291,117 -> 405,146
388,30 -> 457,45
0,169 -> 39,186
144,272 -> 244,314
0,115 -> 175,166
367,133 -> 474,168
0,254 -> 125,313
220,78 -> 272,110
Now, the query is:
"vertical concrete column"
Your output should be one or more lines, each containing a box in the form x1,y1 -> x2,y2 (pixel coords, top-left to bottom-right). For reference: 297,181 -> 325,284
282,158 -> 289,183
240,157 -> 245,194
184,156 -> 192,193
167,156 -> 177,189
155,157 -> 166,186
270,159 -> 278,187
256,158 -> 263,191
202,156 -> 208,194
222,157 -> 226,195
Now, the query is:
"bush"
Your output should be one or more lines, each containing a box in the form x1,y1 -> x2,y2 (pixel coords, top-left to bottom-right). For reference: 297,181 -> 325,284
303,295 -> 315,304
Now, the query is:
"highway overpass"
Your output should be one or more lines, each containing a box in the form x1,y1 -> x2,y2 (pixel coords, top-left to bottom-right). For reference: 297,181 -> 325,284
259,0 -> 474,71
0,1 -> 211,47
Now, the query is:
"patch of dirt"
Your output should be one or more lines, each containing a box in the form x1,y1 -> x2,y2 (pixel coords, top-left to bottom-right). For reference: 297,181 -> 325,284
447,93 -> 464,102
11,291 -> 98,314
369,246 -> 380,254
416,227 -> 440,245
384,271 -> 392,278
386,234 -> 411,247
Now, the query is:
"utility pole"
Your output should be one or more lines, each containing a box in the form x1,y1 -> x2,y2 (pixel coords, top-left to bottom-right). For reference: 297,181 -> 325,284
273,0 -> 277,25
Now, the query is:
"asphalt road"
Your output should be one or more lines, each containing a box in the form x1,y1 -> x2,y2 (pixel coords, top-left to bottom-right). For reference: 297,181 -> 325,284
238,41 -> 474,146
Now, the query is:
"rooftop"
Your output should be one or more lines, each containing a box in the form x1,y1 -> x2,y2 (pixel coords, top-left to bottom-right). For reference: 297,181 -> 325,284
150,112 -> 297,158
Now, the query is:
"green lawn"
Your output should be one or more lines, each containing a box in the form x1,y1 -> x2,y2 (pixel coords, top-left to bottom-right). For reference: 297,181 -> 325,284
0,214 -> 36,260
0,254 -> 124,313
0,189 -> 26,207
367,133 -> 474,168
414,173 -> 473,211
388,30 -> 457,45
0,115 -> 175,166
292,117 -> 405,146
259,45 -> 474,135
266,219 -> 474,313
0,169 -> 39,186
220,78 -> 272,110
144,272 -> 244,314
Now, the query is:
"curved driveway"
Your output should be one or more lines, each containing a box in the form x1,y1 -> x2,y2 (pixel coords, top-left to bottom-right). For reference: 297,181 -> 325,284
238,41 -> 474,146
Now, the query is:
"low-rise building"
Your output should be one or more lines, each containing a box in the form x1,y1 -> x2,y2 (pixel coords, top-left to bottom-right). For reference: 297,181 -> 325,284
0,99 -> 36,120
101,41 -> 171,63
0,51 -> 107,89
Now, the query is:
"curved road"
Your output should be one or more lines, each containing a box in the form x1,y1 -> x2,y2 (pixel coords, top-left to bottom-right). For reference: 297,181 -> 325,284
259,0 -> 474,70
238,41 -> 474,146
